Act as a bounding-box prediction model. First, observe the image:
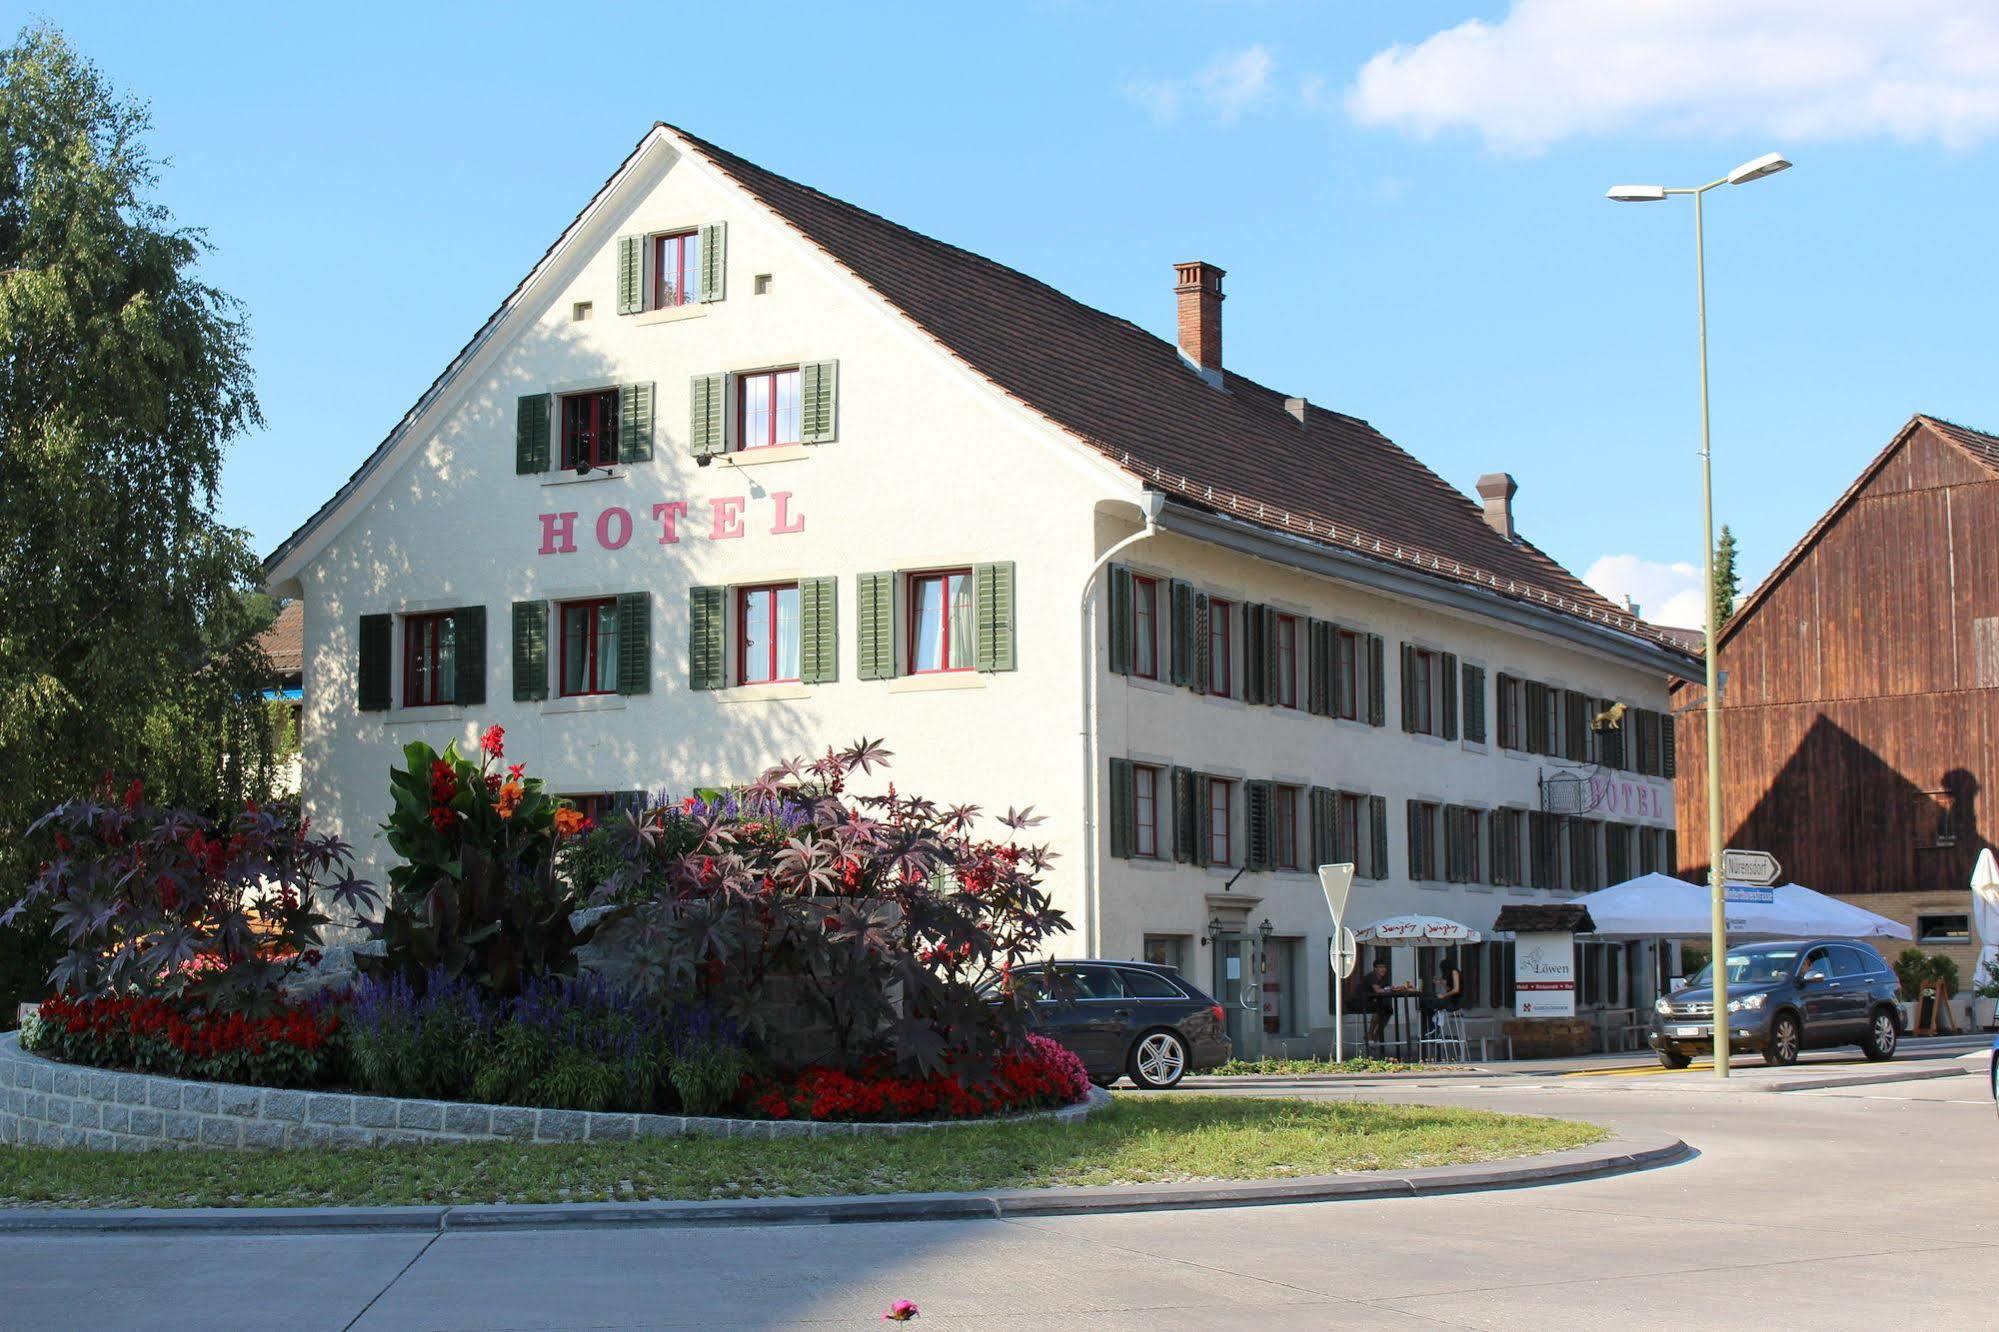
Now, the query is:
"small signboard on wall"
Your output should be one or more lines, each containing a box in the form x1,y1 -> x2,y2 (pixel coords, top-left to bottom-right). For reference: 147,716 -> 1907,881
1514,931 -> 1577,1017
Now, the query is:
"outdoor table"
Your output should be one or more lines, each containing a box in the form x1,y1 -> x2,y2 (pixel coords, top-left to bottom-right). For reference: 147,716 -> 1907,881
1368,989 -> 1423,1061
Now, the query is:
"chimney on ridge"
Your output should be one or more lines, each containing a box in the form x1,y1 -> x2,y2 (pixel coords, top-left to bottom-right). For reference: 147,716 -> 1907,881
1475,472 -> 1518,541
1174,261 -> 1225,384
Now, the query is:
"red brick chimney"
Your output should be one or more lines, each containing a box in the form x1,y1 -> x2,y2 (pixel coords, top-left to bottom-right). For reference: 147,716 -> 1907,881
1174,261 -> 1224,378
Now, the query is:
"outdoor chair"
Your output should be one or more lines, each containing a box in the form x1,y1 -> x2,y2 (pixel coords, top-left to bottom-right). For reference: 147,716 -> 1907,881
1459,1015 -> 1513,1061
1418,1010 -> 1469,1064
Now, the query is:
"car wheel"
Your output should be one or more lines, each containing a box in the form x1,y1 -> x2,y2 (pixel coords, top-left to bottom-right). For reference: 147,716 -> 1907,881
1658,1049 -> 1692,1070
1127,1029 -> 1189,1090
1859,1008 -> 1898,1061
1764,1013 -> 1801,1066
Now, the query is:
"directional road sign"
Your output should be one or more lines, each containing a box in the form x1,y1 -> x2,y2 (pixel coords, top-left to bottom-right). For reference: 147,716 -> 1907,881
1720,848 -> 1782,888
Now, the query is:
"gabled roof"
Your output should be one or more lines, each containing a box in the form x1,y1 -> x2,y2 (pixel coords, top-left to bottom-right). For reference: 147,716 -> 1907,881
265,124 -> 1688,660
1694,414 -> 1999,662
256,600 -> 303,678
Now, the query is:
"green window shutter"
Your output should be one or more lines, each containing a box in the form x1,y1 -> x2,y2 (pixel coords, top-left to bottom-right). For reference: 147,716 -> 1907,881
1191,593 -> 1211,695
1661,713 -> 1677,779
1368,794 -> 1389,879
1463,664 -> 1486,744
1666,830 -> 1678,876
688,586 -> 725,691
690,373 -> 726,458
1406,801 -> 1423,880
799,577 -> 838,684
800,360 -> 839,443
1309,787 -> 1334,866
698,221 -> 726,302
1241,604 -> 1267,705
511,601 -> 548,702
1245,780 -> 1273,871
1106,564 -> 1132,675
515,393 -> 550,475
1440,652 -> 1459,741
357,613 -> 391,712
1108,758 -> 1134,860
1496,673 -> 1515,748
616,234 -> 645,315
1260,606 -> 1280,705
1171,766 -> 1197,863
1305,620 -> 1329,716
1399,643 -> 1417,732
974,561 -> 1016,672
616,591 -> 650,695
618,382 -> 654,463
1333,791 -> 1358,865
1327,622 -> 1347,717
1169,580 -> 1195,686
1367,635 -> 1386,727
857,571 -> 898,680
452,606 -> 486,706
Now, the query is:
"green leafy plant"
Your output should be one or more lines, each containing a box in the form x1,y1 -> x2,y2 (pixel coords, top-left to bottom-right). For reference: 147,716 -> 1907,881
1894,947 -> 1961,999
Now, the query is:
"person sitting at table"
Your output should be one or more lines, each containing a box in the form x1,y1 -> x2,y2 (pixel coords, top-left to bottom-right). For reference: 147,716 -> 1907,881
1363,959 -> 1397,1046
1422,956 -> 1464,1034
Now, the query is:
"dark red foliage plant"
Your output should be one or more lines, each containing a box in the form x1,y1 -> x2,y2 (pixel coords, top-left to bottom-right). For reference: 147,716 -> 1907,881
1,774 -> 377,1014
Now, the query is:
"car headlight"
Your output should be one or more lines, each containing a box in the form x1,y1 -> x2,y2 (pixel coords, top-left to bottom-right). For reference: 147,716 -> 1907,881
1726,993 -> 1766,1014
1654,997 -> 1673,1015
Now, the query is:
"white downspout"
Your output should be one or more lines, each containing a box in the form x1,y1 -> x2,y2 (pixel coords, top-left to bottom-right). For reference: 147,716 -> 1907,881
1079,492 -> 1168,958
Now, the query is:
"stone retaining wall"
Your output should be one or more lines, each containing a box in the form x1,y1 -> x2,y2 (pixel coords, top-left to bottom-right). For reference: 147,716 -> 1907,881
0,1033 -> 1102,1152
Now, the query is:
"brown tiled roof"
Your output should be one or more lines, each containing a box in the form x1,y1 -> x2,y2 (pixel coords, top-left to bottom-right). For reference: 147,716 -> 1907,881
1492,904 -> 1597,934
668,126 -> 1676,647
258,601 -> 303,677
1922,414 -> 1999,472
1648,624 -> 1705,653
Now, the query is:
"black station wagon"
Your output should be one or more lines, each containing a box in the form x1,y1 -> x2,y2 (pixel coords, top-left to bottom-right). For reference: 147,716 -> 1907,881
987,961 -> 1232,1089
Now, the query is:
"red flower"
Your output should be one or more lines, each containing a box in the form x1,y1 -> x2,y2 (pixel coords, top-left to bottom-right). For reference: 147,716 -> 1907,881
122,778 -> 144,811
480,725 -> 506,758
507,764 -> 525,780
430,805 -> 457,832
428,758 -> 459,806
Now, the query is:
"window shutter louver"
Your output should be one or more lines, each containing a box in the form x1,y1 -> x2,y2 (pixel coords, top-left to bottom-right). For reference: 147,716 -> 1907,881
1407,801 -> 1425,880
1331,792 -> 1357,866
1171,766 -> 1198,863
1496,673 -> 1515,749
515,393 -> 550,474
689,373 -> 726,457
687,586 -> 726,690
1661,714 -> 1677,778
618,382 -> 655,462
1191,593 -> 1211,695
1106,564 -> 1133,675
1462,664 -> 1486,744
1666,830 -> 1678,877
1261,606 -> 1280,705
1440,652 -> 1459,741
974,561 -> 1016,672
357,614 -> 391,711
799,360 -> 838,443
616,235 -> 645,315
1241,604 -> 1267,705
1367,635 -> 1386,726
1563,690 -> 1590,762
1246,780 -> 1273,871
1304,620 -> 1327,716
1169,580 -> 1195,686
453,606 -> 486,706
1489,811 -> 1507,886
799,577 -> 838,684
1328,622 -> 1348,717
1399,643 -> 1417,732
698,221 -> 726,302
1108,758 -> 1134,860
616,591 -> 650,695
1197,774 -> 1218,863
857,571 -> 898,680
1309,787 -> 1335,866
511,601 -> 548,702
1525,681 -> 1550,754
1368,794 -> 1389,879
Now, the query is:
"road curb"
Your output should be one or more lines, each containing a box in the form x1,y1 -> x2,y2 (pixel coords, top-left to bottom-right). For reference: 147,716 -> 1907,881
0,1130 -> 1690,1235
1761,1064 -> 1972,1094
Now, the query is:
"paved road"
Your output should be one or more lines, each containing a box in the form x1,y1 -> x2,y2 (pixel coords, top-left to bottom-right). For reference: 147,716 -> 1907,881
4,1059 -> 1992,1330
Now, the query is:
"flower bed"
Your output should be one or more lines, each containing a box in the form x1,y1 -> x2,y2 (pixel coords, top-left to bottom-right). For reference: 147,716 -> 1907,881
746,1035 -> 1090,1122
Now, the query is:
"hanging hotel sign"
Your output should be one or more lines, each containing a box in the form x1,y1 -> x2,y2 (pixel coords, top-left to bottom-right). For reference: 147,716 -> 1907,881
537,491 -> 806,555
1585,772 -> 1671,820
1514,931 -> 1577,1018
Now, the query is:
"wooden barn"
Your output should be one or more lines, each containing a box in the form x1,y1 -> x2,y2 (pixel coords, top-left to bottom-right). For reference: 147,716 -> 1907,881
1674,414 -> 1999,982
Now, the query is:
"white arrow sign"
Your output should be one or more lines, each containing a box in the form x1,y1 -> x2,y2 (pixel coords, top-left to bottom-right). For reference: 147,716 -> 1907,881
1721,848 -> 1782,888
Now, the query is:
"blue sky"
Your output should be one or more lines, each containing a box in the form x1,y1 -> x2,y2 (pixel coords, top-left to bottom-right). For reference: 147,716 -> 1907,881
38,1 -> 1999,627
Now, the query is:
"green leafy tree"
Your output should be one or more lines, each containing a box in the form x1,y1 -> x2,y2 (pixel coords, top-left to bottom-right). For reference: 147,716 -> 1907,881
0,23 -> 278,1009
1712,524 -> 1741,630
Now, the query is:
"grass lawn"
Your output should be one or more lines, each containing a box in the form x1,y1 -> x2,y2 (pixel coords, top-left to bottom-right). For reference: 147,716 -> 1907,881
1206,1057 -> 1449,1076
0,1097 -> 1605,1209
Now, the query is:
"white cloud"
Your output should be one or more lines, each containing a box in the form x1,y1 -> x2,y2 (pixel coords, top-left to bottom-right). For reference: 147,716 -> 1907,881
1125,46 -> 1275,126
1584,553 -> 1705,629
1346,0 -> 1999,153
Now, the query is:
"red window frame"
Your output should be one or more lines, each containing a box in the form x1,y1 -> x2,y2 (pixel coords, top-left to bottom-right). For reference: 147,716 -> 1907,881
1273,613 -> 1299,708
1411,648 -> 1436,734
735,367 -> 802,451
558,598 -> 619,697
1133,764 -> 1162,859
1208,598 -> 1233,697
1274,785 -> 1301,869
1334,630 -> 1359,720
401,612 -> 455,708
907,568 -> 974,674
560,389 -> 619,470
652,229 -> 699,309
736,583 -> 801,686
1207,778 -> 1233,866
1132,576 -> 1159,680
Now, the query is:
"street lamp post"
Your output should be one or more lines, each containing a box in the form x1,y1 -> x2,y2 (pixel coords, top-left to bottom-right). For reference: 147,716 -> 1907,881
1607,152 -> 1791,1079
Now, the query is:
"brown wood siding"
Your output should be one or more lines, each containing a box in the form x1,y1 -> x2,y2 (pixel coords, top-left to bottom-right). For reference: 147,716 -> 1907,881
1676,420 -> 1998,897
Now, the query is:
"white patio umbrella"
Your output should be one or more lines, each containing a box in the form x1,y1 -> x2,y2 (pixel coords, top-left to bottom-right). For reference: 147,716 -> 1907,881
1570,873 -> 1910,940
1352,913 -> 1483,943
1972,848 -> 1999,1011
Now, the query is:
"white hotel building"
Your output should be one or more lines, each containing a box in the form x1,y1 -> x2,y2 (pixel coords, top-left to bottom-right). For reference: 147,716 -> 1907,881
266,124 -> 1696,1057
